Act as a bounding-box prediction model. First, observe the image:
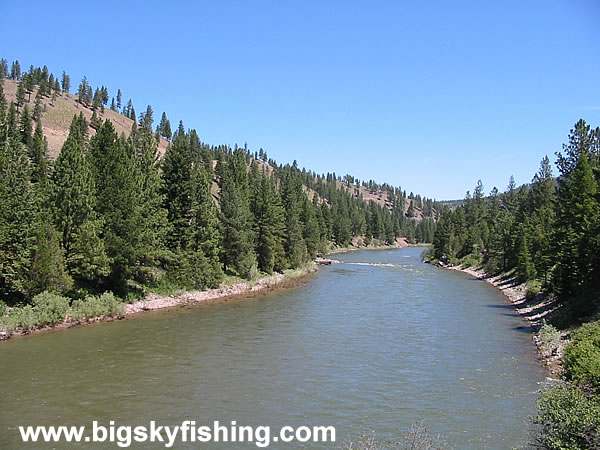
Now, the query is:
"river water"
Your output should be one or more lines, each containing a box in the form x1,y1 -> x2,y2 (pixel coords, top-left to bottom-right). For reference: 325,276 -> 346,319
0,247 -> 545,448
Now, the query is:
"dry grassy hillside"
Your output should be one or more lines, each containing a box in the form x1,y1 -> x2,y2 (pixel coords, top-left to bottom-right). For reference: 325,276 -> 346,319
4,78 -> 426,219
3,79 -> 169,158
330,179 -> 426,221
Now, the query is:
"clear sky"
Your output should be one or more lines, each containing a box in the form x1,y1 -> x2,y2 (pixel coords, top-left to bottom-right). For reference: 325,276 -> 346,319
2,0 -> 599,200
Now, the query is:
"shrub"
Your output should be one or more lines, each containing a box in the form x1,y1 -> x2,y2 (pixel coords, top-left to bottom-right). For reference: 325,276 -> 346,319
32,291 -> 70,325
460,254 -> 480,269
525,279 -> 542,301
0,300 -> 7,317
539,321 -> 562,349
341,421 -> 447,449
6,305 -> 38,331
564,321 -> 600,388
531,386 -> 600,449
69,292 -> 124,321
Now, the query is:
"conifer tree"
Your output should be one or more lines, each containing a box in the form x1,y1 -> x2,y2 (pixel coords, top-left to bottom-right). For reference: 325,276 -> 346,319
88,120 -> 147,290
33,90 -> 44,121
220,149 -> 257,277
116,89 -> 122,112
92,88 -> 103,111
158,112 -> 172,139
61,71 -> 70,93
187,163 -> 223,287
15,82 -> 26,110
30,119 -> 48,186
19,105 -> 34,149
51,118 -> 108,284
0,59 -> 7,78
553,150 -> 599,300
0,112 -> 36,300
128,124 -> 168,271
251,173 -> 286,273
161,126 -> 193,251
78,76 -> 91,106
29,223 -> 73,295
10,60 -> 21,80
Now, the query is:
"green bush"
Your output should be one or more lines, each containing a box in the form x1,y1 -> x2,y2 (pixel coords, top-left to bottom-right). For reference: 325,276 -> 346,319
539,321 -> 562,349
32,291 -> 70,325
531,385 -> 600,449
0,300 -> 7,317
69,292 -> 124,321
460,254 -> 480,269
525,279 -> 542,301
6,305 -> 38,331
564,321 -> 600,388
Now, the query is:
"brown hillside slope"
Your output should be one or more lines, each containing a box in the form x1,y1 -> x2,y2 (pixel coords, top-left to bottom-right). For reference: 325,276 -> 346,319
3,79 -> 169,158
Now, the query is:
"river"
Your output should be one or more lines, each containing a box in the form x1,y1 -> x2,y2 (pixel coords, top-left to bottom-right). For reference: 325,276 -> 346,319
0,247 -> 545,448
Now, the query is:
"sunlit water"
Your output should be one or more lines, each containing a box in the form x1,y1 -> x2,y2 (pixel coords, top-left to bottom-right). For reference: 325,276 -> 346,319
0,247 -> 545,448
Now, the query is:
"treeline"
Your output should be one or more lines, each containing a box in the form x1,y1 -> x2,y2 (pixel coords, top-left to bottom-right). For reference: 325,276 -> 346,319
430,120 -> 600,449
0,59 -> 435,306
432,119 -> 599,313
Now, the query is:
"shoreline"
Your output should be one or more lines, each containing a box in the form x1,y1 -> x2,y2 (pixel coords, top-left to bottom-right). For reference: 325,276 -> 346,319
324,240 -> 425,256
438,263 -> 563,375
1,264 -> 318,342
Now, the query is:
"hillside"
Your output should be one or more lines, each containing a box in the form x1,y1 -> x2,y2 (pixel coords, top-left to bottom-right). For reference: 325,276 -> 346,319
2,79 -> 169,159
2,77 -> 436,223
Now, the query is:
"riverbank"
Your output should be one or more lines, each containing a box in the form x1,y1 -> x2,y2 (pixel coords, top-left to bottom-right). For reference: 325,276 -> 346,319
324,238 -> 418,256
0,264 -> 318,342
439,263 -> 564,375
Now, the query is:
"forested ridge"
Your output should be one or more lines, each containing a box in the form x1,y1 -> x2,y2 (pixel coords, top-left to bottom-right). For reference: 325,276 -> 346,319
430,119 -> 600,448
0,58 -> 438,316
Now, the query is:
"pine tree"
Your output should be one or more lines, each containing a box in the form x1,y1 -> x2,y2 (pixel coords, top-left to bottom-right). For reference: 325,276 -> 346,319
61,71 -> 70,93
161,128 -> 193,251
300,195 -> 320,258
0,112 -> 36,301
15,82 -> 26,109
33,89 -> 44,121
28,223 -> 73,295
116,89 -> 122,111
251,173 -> 286,274
10,60 -> 21,80
158,112 -> 172,139
30,119 -> 49,186
220,149 -> 257,277
187,163 -> 223,287
19,105 -> 33,149
128,124 -> 168,271
139,105 -> 153,129
0,59 -> 7,78
78,76 -> 91,106
23,73 -> 34,102
88,120 -> 147,291
92,88 -> 103,112
553,150 -> 599,301
51,119 -> 106,283
517,223 -> 536,283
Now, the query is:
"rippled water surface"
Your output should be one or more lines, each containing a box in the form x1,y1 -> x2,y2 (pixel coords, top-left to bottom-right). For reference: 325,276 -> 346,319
0,247 -> 545,448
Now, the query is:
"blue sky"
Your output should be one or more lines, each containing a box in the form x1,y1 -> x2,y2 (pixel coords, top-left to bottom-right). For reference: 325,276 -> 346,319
2,0 -> 599,200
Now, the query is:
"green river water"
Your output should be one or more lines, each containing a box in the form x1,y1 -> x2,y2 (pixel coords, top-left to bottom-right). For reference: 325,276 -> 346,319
0,247 -> 546,448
